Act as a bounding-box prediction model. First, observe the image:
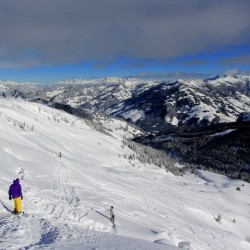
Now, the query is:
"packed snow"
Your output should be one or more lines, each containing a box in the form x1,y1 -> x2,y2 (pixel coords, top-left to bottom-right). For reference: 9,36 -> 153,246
0,95 -> 250,250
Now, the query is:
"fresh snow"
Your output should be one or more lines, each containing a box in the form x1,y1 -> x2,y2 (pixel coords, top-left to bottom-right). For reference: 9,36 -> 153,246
0,96 -> 250,250
98,115 -> 143,140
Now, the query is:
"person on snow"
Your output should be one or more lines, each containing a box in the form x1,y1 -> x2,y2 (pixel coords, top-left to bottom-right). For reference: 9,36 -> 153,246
110,206 -> 115,224
8,178 -> 23,214
58,152 -> 62,157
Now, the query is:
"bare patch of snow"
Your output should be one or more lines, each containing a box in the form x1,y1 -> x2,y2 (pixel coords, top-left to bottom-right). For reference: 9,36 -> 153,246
121,109 -> 145,123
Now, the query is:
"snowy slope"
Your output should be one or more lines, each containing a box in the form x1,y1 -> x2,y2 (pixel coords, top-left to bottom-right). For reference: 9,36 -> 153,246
0,95 -> 250,249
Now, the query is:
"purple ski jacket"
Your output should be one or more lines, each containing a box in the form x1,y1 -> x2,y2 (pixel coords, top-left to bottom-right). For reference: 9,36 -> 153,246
8,179 -> 22,199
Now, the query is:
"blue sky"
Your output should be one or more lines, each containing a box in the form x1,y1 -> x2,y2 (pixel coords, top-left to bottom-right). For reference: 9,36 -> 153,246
0,0 -> 250,83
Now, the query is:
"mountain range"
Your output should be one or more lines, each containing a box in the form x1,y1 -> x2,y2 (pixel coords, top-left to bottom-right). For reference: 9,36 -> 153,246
2,75 -> 249,132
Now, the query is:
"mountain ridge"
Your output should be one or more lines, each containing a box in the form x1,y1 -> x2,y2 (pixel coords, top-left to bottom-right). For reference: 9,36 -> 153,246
2,75 -> 250,131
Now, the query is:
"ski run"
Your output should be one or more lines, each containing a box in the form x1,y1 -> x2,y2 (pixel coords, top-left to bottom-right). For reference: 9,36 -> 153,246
0,93 -> 250,250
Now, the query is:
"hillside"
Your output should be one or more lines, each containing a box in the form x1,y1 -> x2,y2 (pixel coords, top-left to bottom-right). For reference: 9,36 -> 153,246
0,93 -> 250,249
134,122 -> 250,181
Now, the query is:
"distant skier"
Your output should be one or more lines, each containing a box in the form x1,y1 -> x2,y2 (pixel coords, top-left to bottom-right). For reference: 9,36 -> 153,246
110,206 -> 115,224
58,152 -> 62,157
8,178 -> 23,214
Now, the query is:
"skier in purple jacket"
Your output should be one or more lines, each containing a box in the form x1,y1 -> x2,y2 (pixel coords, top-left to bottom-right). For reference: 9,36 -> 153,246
8,179 -> 23,213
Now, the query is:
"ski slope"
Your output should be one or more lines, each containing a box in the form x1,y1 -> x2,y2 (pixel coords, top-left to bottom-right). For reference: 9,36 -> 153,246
0,94 -> 250,250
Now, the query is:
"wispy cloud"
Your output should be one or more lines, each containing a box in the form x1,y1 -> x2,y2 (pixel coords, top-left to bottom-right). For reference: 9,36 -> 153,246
127,71 -> 212,80
224,68 -> 250,75
222,54 -> 250,65
180,59 -> 208,66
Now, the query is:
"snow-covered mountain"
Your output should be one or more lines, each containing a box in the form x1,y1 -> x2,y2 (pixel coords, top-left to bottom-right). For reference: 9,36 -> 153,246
1,93 -> 250,249
109,75 -> 250,131
3,75 -> 250,132
1,77 -> 159,113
